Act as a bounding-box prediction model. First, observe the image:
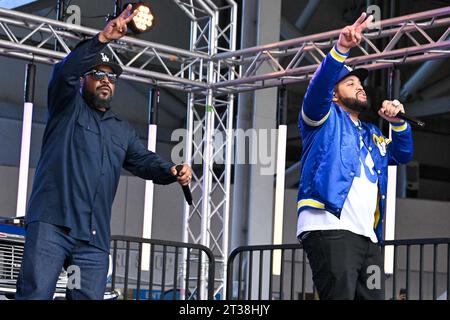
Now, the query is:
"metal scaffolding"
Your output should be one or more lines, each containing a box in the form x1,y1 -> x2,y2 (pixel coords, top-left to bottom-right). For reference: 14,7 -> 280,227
213,6 -> 450,93
1,6 -> 449,92
0,6 -> 210,91
0,4 -> 450,299
173,0 -> 237,300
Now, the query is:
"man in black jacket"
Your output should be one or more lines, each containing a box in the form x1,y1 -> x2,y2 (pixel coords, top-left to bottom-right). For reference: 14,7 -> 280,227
16,5 -> 192,300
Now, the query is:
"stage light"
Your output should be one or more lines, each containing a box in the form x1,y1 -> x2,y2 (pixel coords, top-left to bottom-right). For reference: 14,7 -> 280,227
126,2 -> 155,34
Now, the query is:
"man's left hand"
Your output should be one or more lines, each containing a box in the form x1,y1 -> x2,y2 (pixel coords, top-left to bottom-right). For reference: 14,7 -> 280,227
337,12 -> 374,53
170,164 -> 192,186
99,4 -> 138,42
378,100 -> 405,124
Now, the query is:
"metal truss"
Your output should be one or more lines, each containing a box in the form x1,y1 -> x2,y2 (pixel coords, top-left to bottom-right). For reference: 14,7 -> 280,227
212,6 -> 450,93
0,6 -> 449,93
174,0 -> 237,300
0,6 -> 210,92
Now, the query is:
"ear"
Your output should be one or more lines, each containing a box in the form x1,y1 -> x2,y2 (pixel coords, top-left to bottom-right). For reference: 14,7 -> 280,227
332,91 -> 338,102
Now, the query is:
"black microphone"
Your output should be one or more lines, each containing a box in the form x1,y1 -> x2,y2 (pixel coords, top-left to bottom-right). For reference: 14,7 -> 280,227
176,165 -> 193,206
395,112 -> 425,128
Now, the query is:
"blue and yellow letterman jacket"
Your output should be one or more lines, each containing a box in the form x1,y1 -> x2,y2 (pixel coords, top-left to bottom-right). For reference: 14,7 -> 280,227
297,46 -> 414,242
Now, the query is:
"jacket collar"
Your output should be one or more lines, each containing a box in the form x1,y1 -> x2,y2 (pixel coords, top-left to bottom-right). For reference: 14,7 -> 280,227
102,109 -> 122,121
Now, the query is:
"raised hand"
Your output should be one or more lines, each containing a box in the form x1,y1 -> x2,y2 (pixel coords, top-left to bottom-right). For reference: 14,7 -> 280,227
99,4 -> 138,42
337,12 -> 373,53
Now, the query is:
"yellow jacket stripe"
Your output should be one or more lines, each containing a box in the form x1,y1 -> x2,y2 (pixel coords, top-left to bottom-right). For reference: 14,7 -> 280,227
330,46 -> 348,63
391,121 -> 408,132
297,199 -> 326,211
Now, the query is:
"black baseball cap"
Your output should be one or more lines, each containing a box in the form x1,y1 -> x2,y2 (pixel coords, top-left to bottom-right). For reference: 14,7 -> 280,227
87,49 -> 123,76
73,38 -> 123,76
336,65 -> 368,85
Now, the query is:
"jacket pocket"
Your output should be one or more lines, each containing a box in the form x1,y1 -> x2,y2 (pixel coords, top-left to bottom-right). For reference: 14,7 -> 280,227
111,134 -> 126,151
74,115 -> 100,152
111,134 -> 127,163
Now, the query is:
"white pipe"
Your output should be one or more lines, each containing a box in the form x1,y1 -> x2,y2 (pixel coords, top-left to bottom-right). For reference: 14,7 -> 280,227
384,125 -> 397,274
141,124 -> 157,270
272,125 -> 287,276
16,102 -> 33,217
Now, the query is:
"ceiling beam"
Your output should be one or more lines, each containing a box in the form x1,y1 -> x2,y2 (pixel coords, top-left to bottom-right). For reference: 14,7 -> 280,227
418,76 -> 450,100
0,0 -> 38,9
408,95 -> 450,117
294,0 -> 321,31
1,0 -> 54,12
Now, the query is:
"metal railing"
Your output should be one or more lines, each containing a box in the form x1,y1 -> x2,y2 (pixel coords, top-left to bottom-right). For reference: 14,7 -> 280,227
226,243 -> 314,300
226,238 -> 450,300
383,238 -> 450,300
110,235 -> 216,300
1,226 -> 448,300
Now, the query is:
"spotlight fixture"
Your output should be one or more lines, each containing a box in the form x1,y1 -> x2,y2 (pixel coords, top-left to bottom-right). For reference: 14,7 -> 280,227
125,2 -> 155,34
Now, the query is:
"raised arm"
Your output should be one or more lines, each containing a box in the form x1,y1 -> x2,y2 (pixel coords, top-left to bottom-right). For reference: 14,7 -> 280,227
48,35 -> 106,116
47,5 -> 138,116
300,13 -> 373,127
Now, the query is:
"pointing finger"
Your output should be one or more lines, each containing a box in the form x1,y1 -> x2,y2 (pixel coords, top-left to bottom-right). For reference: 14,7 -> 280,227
352,12 -> 367,27
119,4 -> 133,19
124,9 -> 139,24
357,14 -> 374,32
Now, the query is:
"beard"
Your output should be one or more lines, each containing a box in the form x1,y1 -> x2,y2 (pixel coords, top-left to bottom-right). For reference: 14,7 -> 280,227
341,94 -> 370,113
82,83 -> 113,111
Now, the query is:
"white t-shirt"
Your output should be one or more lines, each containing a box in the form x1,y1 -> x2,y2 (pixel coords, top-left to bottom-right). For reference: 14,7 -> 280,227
297,120 -> 379,243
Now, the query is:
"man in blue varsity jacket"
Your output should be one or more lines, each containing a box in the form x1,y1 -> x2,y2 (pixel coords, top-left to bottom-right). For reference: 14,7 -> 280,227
16,5 -> 192,300
297,13 -> 413,300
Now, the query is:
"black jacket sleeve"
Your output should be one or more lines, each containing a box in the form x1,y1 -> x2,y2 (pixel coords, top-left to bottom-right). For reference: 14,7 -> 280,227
124,129 -> 177,185
47,34 -> 107,116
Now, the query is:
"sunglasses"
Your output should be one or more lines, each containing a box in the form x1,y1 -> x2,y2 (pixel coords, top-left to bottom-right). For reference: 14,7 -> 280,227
84,70 -> 118,83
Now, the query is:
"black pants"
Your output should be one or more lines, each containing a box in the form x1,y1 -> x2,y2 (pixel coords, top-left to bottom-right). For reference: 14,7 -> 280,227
300,230 -> 385,300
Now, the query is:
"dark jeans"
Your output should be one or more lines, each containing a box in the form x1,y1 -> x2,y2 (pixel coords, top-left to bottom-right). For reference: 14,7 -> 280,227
300,230 -> 385,300
16,221 -> 109,300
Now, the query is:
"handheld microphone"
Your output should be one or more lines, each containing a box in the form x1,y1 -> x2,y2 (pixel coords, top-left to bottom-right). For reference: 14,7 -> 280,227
395,112 -> 425,128
175,165 -> 193,206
